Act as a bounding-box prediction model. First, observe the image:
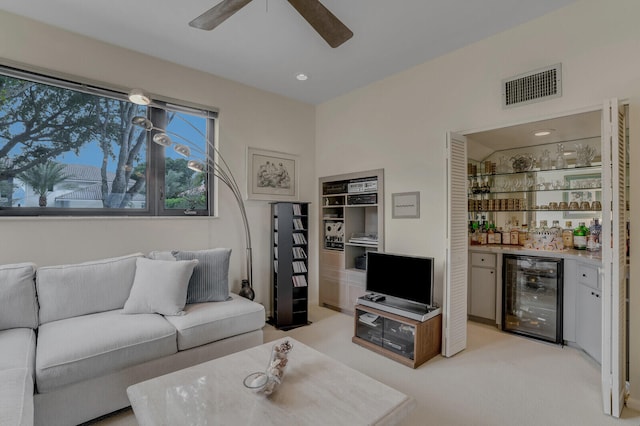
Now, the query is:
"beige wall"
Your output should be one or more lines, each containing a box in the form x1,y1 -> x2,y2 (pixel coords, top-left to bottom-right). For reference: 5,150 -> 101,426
0,11 -> 316,310
316,0 -> 640,410
3,0 -> 640,413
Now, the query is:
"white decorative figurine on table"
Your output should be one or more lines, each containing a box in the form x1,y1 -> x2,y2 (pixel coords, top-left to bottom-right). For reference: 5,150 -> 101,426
243,340 -> 293,396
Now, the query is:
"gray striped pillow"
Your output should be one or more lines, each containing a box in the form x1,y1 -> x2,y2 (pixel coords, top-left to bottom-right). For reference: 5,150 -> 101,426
172,248 -> 231,303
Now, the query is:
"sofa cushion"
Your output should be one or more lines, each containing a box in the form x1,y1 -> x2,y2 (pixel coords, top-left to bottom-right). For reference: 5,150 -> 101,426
36,253 -> 144,324
164,293 -> 266,351
147,250 -> 176,261
0,368 -> 34,426
123,257 -> 198,316
36,309 -> 177,393
0,328 -> 36,374
172,248 -> 232,303
0,263 -> 38,330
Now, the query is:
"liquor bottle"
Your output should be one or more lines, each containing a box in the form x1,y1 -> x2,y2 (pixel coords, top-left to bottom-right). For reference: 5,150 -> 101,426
587,218 -> 601,251
573,222 -> 589,250
589,218 -> 602,245
469,221 -> 479,245
518,224 -> 528,246
479,225 -> 488,245
502,222 -> 511,245
487,222 -> 495,245
495,226 -> 503,246
528,221 -> 537,240
562,221 -> 574,250
510,221 -> 520,246
551,220 -> 563,250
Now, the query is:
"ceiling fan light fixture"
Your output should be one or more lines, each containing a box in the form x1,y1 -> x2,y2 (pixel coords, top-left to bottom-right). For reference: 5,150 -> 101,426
128,89 -> 151,106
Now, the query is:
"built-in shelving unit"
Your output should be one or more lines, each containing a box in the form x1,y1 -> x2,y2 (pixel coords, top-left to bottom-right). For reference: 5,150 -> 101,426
318,169 -> 384,313
467,138 -> 603,230
270,202 -> 310,330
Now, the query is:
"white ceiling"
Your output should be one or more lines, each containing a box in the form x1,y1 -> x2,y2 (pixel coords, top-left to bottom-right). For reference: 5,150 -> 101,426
0,0 -> 577,104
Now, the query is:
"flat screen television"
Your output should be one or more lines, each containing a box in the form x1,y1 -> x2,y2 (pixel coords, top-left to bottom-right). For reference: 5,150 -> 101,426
365,251 -> 434,307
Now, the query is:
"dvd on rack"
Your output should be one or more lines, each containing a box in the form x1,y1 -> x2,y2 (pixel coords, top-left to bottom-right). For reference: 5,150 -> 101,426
292,247 -> 307,259
292,275 -> 308,287
293,261 -> 307,273
293,233 -> 307,245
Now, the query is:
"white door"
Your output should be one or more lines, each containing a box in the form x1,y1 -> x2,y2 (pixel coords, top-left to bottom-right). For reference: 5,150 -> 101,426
444,132 -> 468,357
601,98 -> 627,416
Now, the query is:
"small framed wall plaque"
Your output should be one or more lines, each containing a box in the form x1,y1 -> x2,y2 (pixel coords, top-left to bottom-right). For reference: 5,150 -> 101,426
392,191 -> 420,218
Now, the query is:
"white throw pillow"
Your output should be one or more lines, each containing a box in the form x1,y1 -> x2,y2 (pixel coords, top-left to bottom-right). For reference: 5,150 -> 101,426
123,257 -> 198,316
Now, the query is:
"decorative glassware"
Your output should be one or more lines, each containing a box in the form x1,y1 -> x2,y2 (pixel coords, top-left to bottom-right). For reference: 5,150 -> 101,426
555,144 -> 567,169
510,153 -> 534,172
497,156 -> 511,174
539,149 -> 551,170
575,143 -> 596,167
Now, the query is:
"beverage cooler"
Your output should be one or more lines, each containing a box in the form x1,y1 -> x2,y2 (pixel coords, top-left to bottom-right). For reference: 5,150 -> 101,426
502,254 -> 563,344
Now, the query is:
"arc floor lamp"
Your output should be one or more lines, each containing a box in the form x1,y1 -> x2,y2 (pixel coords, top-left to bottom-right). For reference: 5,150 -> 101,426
129,90 -> 254,300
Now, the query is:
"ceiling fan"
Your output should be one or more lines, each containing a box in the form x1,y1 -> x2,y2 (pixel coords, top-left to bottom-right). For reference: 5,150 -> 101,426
189,0 -> 353,48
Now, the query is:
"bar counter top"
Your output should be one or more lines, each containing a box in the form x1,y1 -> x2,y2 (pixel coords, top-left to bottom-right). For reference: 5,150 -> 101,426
468,244 -> 602,266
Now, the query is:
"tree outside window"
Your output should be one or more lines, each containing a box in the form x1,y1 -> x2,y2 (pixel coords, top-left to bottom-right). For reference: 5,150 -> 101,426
0,68 -> 213,216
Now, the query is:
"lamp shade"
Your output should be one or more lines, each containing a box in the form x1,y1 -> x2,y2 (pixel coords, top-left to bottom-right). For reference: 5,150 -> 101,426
187,160 -> 206,173
174,144 -> 191,157
152,133 -> 173,147
128,89 -> 151,106
132,116 -> 153,130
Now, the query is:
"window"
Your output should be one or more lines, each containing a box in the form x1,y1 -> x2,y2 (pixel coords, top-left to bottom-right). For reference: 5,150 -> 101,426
0,66 -> 216,216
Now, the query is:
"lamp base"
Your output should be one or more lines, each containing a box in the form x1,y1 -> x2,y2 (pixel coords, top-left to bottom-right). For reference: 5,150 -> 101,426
239,279 -> 255,301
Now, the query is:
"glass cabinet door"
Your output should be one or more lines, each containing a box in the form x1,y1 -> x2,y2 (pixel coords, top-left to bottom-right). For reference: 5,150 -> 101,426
503,255 -> 563,343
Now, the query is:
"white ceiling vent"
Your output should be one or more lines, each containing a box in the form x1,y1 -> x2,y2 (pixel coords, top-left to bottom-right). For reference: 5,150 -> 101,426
502,64 -> 562,108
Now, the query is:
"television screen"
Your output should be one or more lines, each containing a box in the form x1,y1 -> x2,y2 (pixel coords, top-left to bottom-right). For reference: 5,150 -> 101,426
365,252 -> 434,306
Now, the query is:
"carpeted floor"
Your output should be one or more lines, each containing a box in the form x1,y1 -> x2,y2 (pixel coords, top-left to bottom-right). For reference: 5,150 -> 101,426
93,304 -> 640,426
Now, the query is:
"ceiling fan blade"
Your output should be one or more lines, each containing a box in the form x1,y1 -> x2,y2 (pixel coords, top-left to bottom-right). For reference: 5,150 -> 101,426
287,0 -> 353,48
189,0 -> 254,31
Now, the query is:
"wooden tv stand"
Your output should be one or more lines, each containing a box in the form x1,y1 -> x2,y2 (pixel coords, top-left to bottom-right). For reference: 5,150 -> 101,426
352,303 -> 442,368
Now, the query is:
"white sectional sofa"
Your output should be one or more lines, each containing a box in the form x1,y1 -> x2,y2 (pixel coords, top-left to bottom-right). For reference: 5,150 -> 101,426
0,263 -> 38,426
0,251 -> 265,426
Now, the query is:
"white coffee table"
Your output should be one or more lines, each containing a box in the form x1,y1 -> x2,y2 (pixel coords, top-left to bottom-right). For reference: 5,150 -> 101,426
127,337 -> 415,425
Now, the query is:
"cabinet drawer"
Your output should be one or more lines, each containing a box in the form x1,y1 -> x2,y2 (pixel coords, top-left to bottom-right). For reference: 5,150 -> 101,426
470,252 -> 496,268
577,264 -> 600,290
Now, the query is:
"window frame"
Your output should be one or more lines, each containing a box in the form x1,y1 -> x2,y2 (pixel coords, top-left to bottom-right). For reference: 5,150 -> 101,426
0,65 -> 217,217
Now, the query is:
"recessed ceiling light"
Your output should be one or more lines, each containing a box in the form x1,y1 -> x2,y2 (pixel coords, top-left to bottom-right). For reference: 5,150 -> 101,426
295,73 -> 309,81
533,129 -> 554,137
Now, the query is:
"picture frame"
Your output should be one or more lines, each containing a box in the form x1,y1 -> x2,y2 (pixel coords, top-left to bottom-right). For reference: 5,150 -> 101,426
246,147 -> 298,201
392,191 -> 420,219
563,173 -> 601,219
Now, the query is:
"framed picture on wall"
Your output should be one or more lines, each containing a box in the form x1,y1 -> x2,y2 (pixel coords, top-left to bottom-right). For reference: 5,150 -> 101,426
247,147 -> 298,201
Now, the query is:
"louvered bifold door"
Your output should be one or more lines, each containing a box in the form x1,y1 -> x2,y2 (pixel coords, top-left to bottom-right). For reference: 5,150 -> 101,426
444,132 -> 468,357
601,99 -> 627,417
